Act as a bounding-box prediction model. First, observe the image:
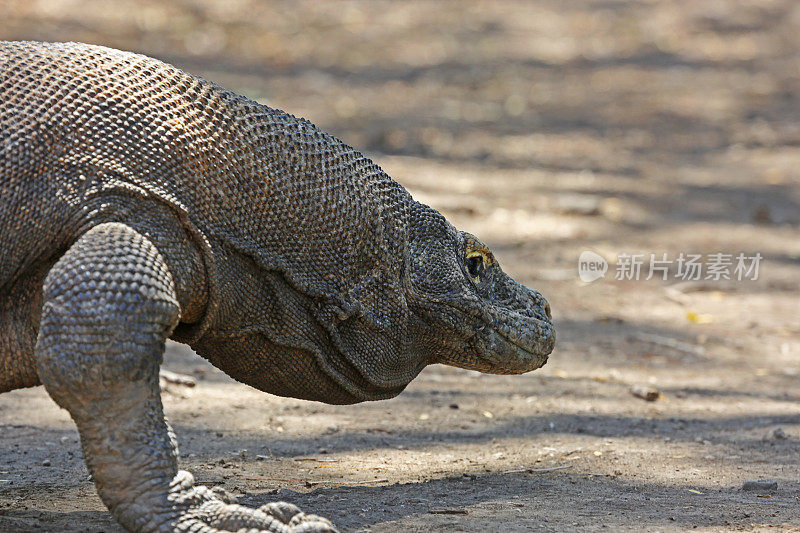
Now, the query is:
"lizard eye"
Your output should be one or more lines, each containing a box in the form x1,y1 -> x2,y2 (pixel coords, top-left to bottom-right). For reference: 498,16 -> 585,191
466,252 -> 487,279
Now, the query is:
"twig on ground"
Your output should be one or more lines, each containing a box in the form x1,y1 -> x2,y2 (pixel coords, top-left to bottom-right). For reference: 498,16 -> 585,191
159,369 -> 196,387
305,478 -> 388,487
630,332 -> 705,357
502,465 -> 573,474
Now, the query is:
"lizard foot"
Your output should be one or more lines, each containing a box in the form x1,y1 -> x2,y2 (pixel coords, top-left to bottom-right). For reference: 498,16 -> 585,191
168,471 -> 338,533
34,224 -> 338,533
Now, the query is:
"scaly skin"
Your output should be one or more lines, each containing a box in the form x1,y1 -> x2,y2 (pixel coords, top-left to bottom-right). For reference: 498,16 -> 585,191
0,41 -> 555,532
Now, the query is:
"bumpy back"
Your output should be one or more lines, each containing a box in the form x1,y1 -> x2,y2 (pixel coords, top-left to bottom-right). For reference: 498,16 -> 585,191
0,41 -> 413,306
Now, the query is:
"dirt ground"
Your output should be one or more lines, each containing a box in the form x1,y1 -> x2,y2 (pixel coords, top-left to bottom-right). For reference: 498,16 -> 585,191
1,1 -> 800,531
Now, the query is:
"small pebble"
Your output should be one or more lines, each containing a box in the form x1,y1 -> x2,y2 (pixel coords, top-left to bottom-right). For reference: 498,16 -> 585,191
770,428 -> 788,440
742,480 -> 777,492
41,459 -> 51,467
630,384 -> 659,401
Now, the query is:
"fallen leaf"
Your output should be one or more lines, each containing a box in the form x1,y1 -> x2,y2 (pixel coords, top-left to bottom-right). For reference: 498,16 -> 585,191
686,311 -> 713,324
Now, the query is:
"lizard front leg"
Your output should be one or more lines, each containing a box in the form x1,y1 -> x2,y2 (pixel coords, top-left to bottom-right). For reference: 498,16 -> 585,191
34,223 -> 336,533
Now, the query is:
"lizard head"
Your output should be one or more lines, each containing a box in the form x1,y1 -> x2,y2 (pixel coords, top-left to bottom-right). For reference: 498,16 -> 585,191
407,206 -> 555,374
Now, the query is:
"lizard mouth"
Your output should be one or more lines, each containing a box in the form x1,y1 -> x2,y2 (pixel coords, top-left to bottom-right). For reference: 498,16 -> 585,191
475,311 -> 555,374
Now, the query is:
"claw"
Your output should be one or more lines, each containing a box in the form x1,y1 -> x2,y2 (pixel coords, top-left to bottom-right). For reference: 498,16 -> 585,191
259,502 -> 302,523
210,486 -> 237,504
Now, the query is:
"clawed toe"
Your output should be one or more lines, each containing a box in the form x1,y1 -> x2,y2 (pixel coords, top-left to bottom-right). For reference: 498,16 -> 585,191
210,486 -> 237,504
260,501 -> 337,532
259,502 -> 336,533
259,502 -> 302,523
288,514 -> 338,533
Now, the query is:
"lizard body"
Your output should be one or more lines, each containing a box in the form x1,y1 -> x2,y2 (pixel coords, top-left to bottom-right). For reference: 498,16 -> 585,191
0,41 -> 554,532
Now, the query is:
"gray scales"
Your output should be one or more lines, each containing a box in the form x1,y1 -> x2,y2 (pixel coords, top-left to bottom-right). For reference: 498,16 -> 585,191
0,41 -> 555,532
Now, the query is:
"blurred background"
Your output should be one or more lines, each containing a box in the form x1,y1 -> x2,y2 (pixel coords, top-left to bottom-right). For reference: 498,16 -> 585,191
1,1 -> 799,531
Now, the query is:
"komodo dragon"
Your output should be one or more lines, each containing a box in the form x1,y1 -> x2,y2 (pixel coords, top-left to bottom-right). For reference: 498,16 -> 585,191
0,41 -> 555,532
